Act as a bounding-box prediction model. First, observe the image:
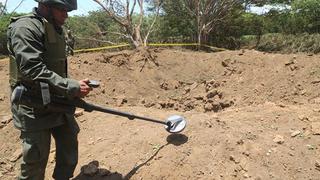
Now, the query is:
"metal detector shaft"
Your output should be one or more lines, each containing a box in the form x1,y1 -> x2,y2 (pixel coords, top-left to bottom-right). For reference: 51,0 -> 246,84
12,85 -> 187,133
11,85 -> 167,125
79,101 -> 167,125
74,100 -> 186,133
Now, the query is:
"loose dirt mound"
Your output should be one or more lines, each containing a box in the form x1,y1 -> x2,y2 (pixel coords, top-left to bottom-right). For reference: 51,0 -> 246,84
0,49 -> 320,180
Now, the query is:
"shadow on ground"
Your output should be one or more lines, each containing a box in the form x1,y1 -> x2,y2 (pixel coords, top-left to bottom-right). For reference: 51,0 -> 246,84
73,134 -> 188,180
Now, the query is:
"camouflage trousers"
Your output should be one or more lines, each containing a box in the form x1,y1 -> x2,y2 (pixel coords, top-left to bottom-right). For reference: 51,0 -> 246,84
18,122 -> 78,180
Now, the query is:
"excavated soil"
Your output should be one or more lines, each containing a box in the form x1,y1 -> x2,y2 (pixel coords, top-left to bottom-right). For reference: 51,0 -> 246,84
0,48 -> 320,180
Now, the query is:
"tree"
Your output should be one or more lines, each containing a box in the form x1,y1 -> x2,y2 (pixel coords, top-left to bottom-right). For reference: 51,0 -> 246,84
0,13 -> 20,55
161,0 -> 196,42
180,0 -> 240,45
0,1 -> 8,16
92,0 -> 163,48
291,0 -> 320,33
66,11 -> 121,49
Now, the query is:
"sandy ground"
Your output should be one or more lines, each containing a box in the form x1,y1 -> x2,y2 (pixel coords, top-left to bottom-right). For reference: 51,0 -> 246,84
0,48 -> 320,180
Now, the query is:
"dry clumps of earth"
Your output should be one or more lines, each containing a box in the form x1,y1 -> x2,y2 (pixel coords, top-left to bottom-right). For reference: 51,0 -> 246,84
0,48 -> 320,180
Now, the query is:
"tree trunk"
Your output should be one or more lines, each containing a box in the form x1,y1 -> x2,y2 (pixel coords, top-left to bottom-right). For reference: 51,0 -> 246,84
132,26 -> 144,48
202,31 -> 208,45
197,14 -> 201,49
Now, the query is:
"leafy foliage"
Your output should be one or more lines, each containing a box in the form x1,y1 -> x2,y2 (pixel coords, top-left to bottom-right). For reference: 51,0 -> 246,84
0,13 -> 21,54
65,11 -> 123,49
159,0 -> 196,42
291,0 -> 320,33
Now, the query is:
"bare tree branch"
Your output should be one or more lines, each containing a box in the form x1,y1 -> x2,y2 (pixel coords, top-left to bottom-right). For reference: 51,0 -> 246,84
130,0 -> 137,17
93,0 -> 127,27
183,0 -> 239,45
126,0 -> 130,17
10,0 -> 25,14
93,0 -> 163,48
144,0 -> 162,46
0,0 -> 8,15
137,0 -> 144,27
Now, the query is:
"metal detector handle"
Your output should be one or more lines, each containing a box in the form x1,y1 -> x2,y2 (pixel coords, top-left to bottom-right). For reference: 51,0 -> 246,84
87,80 -> 100,88
11,85 -> 168,126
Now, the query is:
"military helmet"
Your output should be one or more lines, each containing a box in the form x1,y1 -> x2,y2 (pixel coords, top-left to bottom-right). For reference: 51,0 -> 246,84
35,0 -> 77,11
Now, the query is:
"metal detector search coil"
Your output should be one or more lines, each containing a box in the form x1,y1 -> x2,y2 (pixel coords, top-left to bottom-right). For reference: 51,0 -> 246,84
165,115 -> 187,133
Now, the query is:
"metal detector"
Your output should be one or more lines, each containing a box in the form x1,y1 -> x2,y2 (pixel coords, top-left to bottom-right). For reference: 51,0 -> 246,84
78,101 -> 187,133
11,83 -> 187,133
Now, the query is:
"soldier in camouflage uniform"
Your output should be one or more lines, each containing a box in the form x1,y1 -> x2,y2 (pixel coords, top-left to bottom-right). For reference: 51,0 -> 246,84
7,0 -> 92,179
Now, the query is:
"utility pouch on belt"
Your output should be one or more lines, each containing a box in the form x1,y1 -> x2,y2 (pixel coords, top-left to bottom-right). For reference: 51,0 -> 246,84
40,82 -> 51,106
11,85 -> 76,114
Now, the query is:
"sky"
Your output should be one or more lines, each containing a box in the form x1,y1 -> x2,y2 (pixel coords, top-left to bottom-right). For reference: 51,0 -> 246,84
248,4 -> 290,15
0,0 -> 101,16
1,0 -> 289,16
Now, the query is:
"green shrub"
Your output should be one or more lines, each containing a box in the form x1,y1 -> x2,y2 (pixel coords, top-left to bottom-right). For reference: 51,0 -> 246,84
242,33 -> 320,54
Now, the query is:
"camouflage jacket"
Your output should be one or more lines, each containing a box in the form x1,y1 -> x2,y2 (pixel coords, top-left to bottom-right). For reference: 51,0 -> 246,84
7,8 -> 80,132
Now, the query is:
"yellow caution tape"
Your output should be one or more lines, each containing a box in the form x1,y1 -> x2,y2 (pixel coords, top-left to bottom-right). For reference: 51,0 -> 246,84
73,42 -> 226,53
2,43 -> 226,57
149,43 -> 226,51
74,44 -> 130,53
148,43 -> 199,46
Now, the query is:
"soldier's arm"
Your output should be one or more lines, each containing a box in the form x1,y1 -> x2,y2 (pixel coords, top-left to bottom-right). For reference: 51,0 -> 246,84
8,19 -> 80,99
